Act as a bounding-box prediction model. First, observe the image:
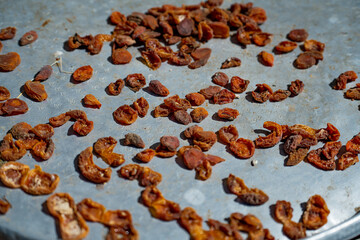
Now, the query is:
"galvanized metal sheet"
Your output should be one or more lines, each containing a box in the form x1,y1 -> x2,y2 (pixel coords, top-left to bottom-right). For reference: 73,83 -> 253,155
0,0 -> 359,239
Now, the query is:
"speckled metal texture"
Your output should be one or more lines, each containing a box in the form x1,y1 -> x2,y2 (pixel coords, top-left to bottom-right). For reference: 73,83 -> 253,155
0,0 -> 359,239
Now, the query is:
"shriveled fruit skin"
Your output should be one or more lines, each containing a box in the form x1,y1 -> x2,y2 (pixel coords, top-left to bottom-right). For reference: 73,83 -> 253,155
0,52 -> 21,72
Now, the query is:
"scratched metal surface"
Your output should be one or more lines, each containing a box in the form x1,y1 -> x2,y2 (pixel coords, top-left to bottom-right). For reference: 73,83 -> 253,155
0,0 -> 359,239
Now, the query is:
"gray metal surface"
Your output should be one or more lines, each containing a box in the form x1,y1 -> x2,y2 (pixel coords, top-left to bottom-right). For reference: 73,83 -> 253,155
0,0 -> 359,239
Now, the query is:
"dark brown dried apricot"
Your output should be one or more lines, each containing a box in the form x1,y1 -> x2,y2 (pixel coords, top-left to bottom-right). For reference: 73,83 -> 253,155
258,51 -> 274,67
213,89 -> 236,105
108,79 -> 125,96
19,30 -> 38,46
252,32 -> 272,46
34,65 -> 52,81
32,139 -> 55,160
333,71 -> 358,90
0,162 -> 30,188
124,133 -> 145,148
289,79 -> 304,96
83,94 -> 101,109
283,221 -> 307,239
199,86 -> 222,99
177,18 -> 194,37
230,76 -> 249,93
218,125 -> 238,145
208,22 -> 230,38
286,147 -> 309,166
0,27 -> 16,40
32,124 -> 54,139
73,119 -> 94,136
269,90 -> 291,102
77,198 -> 106,222
185,92 -> 205,106
24,80 -> 47,102
133,97 -> 149,118
78,147 -> 112,183
190,107 -> 208,123
141,49 -> 161,70
47,193 -> 89,240
337,152 -> 359,170
21,165 -> 59,195
49,113 -> 71,127
174,110 -> 192,125
198,21 -> 214,42
217,108 -> 239,121
72,65 -> 93,82
149,80 -> 170,96
212,72 -> 229,87
112,47 -> 132,65
294,52 -> 317,69
136,149 -> 156,163
1,98 -> 28,116
275,41 -> 297,53
252,84 -> 273,103
113,105 -> 138,125
304,39 -> 325,52
302,195 -> 330,230
189,48 -> 212,69
229,138 -> 255,159
126,73 -> 146,92
287,29 -> 308,42
221,57 -> 241,69
160,136 -> 180,152
0,52 -> 21,72
0,86 -> 10,101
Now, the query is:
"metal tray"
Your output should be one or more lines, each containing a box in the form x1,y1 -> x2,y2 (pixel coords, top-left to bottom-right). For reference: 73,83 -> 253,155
0,0 -> 359,239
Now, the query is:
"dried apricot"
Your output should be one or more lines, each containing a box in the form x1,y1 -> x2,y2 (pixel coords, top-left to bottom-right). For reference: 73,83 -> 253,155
133,97 -> 149,118
304,39 -> 325,52
183,148 -> 206,169
274,200 -> 293,224
185,92 -> 205,106
199,86 -> 222,99
108,79 -> 125,96
94,136 -> 125,167
136,149 -> 156,163
218,125 -> 238,145
0,162 -> 29,188
32,139 -> 55,161
174,110 -> 193,125
230,76 -> 249,93
183,125 -> 203,139
248,7 -> 267,24
190,107 -> 208,123
49,113 -> 71,127
112,47 -> 132,64
19,30 -> 38,46
208,22 -> 229,38
289,79 -> 304,96
333,71 -> 358,90
24,80 -> 47,102
252,84 -> 273,103
119,164 -> 143,180
153,103 -> 171,118
149,80 -> 170,96
217,108 -> 239,121
258,51 -> 274,67
252,32 -> 272,46
287,29 -> 308,42
77,198 -> 106,222
126,73 -> 146,92
83,94 -> 101,109
269,89 -> 291,102
274,41 -> 297,53
141,49 -> 161,70
337,152 -> 359,170
229,138 -> 255,159
0,86 -> 10,101
124,133 -> 145,148
306,149 -> 335,171
73,119 -> 94,136
0,27 -> 16,40
21,165 -> 59,195
212,72 -> 229,87
72,65 -> 93,82
0,198 -> 11,215
221,57 -> 241,69
113,105 -> 138,125
198,21 -> 213,42
0,98 -> 28,116
0,133 -> 27,161
139,166 -> 162,187
302,195 -> 330,230
160,136 -> 180,152
164,95 -> 191,111
213,89 -> 236,105
0,52 -> 21,72
195,160 -> 212,181
31,124 -> 54,139
34,65 -> 53,81
193,130 -> 217,151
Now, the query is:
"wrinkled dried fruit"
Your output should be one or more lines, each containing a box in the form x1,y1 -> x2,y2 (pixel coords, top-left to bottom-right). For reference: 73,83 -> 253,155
218,125 -> 238,145
94,136 -> 125,167
0,162 -> 30,188
24,80 -> 47,102
0,52 -> 21,72
155,145 -> 177,158
133,97 -> 149,118
289,79 -> 304,96
284,134 -> 303,154
66,109 -> 88,120
168,50 -> 192,66
193,130 -> 217,151
34,65 -> 53,81
198,21 -> 214,42
108,79 -> 125,96
9,122 -> 33,140
109,11 -> 126,25
119,164 -> 143,180
47,193 -> 89,240
212,72 -> 229,87
195,159 -> 212,180
252,84 -> 273,103
113,105 -> 138,125
230,76 -> 249,93
274,200 -> 293,224
282,220 -> 307,240
304,39 -> 325,52
139,166 -> 162,187
269,89 -> 291,102
183,125 -> 203,139
322,141 -> 341,160
164,95 -> 191,111
78,147 -> 112,183
178,207 -> 204,238
345,85 -> 360,100
32,124 -> 54,139
141,186 -> 181,221
1,98 -> 28,116
142,49 -> 161,70
77,198 -> 106,222
294,52 -> 317,69
49,113 -> 71,127
73,119 -> 94,136
0,133 -> 27,161
306,149 -> 335,171
333,71 -> 358,90
153,103 -> 171,118
177,18 -> 194,36
189,48 -> 211,69
208,22 -> 230,38
199,85 -> 222,99
185,92 -> 205,106
217,108 -> 239,121
183,148 -> 206,170
174,110 -> 193,125
236,27 -> 252,45
287,29 -> 308,42
32,139 -> 55,161
337,152 -> 359,170
213,89 -> 236,105
19,30 -> 38,46
112,47 -> 132,64
0,86 -> 10,101
21,165 -> 59,195
221,57 -> 241,69
126,73 -> 146,92
0,198 -> 11,215
252,32 -> 272,46
190,107 -> 208,123
325,123 -> 340,141
83,94 -> 101,109
248,7 -> 267,24
72,65 -> 93,82
149,80 -> 170,96
275,41 -> 297,53
0,27 -> 16,40
136,149 -> 156,163
229,138 -> 255,159
258,51 -> 274,67
302,195 -> 330,230
124,133 -> 145,148
160,136 -> 180,152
